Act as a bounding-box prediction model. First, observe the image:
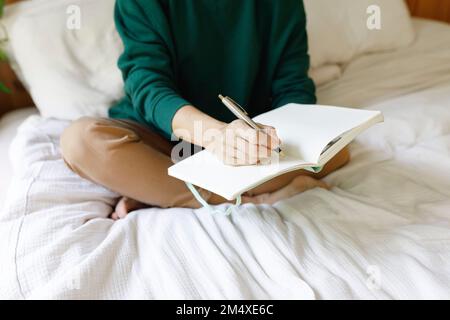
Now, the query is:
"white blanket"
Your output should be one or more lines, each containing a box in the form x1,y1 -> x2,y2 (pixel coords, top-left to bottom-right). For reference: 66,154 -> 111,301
1,82 -> 449,299
0,108 -> 38,205
1,19 -> 450,299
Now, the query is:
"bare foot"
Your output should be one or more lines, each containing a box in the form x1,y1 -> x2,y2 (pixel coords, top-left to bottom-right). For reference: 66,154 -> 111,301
110,197 -> 149,220
244,176 -> 330,205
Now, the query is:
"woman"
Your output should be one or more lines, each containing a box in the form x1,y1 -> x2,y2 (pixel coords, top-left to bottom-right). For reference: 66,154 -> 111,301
61,0 -> 349,219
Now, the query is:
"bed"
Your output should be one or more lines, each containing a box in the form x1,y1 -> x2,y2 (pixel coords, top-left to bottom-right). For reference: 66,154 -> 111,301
0,108 -> 37,205
0,1 -> 449,299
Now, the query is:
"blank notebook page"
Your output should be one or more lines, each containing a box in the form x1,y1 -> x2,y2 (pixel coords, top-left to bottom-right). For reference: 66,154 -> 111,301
169,104 -> 382,200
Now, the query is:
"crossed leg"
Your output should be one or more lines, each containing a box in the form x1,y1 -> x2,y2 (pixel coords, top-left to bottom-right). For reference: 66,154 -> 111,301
60,117 -> 350,219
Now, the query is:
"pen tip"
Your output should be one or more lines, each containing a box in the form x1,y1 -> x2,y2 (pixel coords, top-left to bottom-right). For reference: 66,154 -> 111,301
218,94 -> 224,100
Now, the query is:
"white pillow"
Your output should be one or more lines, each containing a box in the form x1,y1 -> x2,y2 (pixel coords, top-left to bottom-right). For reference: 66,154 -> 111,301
2,1 -> 37,89
8,0 -> 123,119
305,0 -> 415,68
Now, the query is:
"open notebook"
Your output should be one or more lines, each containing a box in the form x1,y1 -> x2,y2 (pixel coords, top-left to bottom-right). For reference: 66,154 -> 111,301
169,104 -> 383,200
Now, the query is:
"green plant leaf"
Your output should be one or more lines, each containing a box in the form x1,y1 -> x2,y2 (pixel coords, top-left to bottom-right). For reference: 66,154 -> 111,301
0,2 -> 11,94
0,48 -> 7,61
0,0 -> 4,19
0,82 -> 11,94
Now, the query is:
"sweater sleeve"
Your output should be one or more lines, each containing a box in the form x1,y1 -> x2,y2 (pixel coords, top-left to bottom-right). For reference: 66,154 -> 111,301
115,0 -> 190,138
271,0 -> 317,108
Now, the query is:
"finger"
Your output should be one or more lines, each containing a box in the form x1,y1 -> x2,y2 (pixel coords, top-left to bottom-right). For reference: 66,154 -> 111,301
234,149 -> 260,166
256,124 -> 280,145
208,133 -> 249,165
234,136 -> 271,164
253,128 -> 279,152
235,127 -> 273,155
231,120 -> 279,149
260,125 -> 281,149
223,143 -> 260,166
221,145 -> 247,163
252,141 -> 273,161
230,121 -> 278,158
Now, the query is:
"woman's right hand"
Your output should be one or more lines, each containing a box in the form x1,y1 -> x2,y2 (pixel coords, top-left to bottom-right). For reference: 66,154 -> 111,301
205,119 -> 281,166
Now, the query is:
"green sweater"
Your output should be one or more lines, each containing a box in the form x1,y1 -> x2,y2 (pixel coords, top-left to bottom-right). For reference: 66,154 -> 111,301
110,0 -> 316,139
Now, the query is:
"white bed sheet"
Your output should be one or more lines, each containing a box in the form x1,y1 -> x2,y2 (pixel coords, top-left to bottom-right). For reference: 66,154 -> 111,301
1,19 -> 450,299
0,108 -> 38,206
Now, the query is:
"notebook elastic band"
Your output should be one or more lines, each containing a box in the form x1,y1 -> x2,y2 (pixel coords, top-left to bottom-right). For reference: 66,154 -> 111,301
185,182 -> 241,216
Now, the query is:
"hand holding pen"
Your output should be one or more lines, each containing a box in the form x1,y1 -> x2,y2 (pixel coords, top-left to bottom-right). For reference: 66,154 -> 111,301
219,94 -> 284,155
203,94 -> 283,167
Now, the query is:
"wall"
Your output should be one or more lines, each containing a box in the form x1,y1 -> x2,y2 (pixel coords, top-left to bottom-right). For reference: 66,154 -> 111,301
406,0 -> 450,23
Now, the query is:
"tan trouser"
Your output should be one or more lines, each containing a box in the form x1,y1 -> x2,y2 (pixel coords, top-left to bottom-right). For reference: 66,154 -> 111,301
60,117 -> 350,209
60,117 -> 215,208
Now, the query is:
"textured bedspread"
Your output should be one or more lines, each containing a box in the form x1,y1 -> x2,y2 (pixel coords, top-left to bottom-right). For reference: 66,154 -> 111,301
1,81 -> 449,299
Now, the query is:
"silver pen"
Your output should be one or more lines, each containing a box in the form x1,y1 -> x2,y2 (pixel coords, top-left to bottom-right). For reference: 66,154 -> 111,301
218,94 -> 283,155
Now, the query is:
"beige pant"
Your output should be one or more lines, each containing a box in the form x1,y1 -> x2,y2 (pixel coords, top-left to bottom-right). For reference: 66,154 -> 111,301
60,117 -> 214,208
60,117 -> 350,209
